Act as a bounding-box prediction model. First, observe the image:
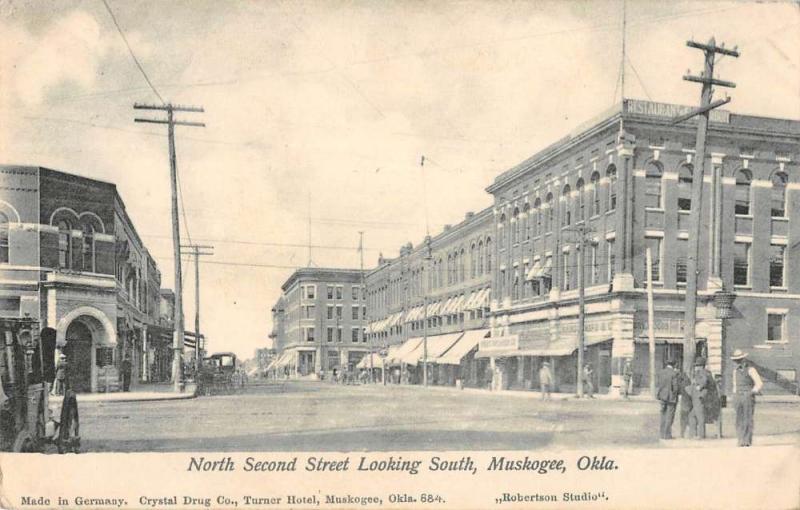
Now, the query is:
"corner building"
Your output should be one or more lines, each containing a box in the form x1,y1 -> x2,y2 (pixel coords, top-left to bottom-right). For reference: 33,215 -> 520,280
484,100 -> 800,395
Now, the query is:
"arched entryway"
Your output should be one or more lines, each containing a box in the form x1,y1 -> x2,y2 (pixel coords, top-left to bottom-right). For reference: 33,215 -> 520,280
65,321 -> 93,393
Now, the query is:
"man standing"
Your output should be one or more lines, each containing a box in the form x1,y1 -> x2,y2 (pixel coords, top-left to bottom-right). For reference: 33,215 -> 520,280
539,362 -> 553,400
677,363 -> 694,438
731,349 -> 763,447
656,359 -> 681,439
621,359 -> 633,399
120,356 -> 132,392
689,357 -> 713,439
582,363 -> 595,399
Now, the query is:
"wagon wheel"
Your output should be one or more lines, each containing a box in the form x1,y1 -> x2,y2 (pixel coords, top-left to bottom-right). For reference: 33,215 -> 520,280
58,395 -> 80,454
12,430 -> 37,452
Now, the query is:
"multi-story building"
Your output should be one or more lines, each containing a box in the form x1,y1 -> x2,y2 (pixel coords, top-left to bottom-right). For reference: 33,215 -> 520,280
483,99 -> 800,395
269,268 -> 368,377
0,165 -> 168,392
365,208 -> 493,386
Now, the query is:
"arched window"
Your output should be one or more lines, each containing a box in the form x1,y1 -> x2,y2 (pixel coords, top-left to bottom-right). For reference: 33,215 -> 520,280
545,193 -> 554,233
678,165 -> 693,211
82,223 -> 95,272
498,213 -> 506,248
772,172 -> 788,218
576,178 -> 585,221
486,238 -> 492,272
533,198 -> 542,237
470,243 -> 477,278
57,220 -> 71,269
606,166 -> 617,211
459,248 -> 465,282
447,254 -> 453,285
0,212 -> 9,264
512,208 -> 520,245
590,172 -> 601,216
562,184 -> 571,227
645,162 -> 664,209
512,272 -> 520,300
735,169 -> 752,215
523,203 -> 530,241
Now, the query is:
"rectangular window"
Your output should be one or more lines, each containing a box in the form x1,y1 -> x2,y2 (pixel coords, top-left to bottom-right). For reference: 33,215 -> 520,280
645,237 -> 662,282
327,327 -> 334,343
676,239 -> 688,284
58,232 -> 70,269
362,327 -> 367,343
590,243 -> 599,285
562,252 -> 571,291
362,305 -> 367,319
607,239 -> 616,283
645,175 -> 662,208
336,286 -> 343,300
304,305 -> 315,319
767,314 -> 785,343
327,305 -> 334,320
733,242 -> 750,286
306,285 -> 316,299
352,328 -> 359,343
337,327 -> 343,343
305,327 -> 315,342
352,306 -> 359,320
327,286 -> 334,299
335,305 -> 342,319
770,245 -> 785,288
352,286 -> 359,300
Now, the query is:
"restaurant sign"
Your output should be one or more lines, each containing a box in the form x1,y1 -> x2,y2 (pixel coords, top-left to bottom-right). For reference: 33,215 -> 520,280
626,99 -> 730,124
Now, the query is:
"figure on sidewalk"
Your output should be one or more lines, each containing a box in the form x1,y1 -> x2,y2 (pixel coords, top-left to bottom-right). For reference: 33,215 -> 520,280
656,359 -> 681,439
582,363 -> 595,398
731,349 -> 763,447
689,356 -> 720,439
621,359 -> 633,399
677,362 -> 694,438
539,362 -> 553,400
121,356 -> 132,392
52,353 -> 67,396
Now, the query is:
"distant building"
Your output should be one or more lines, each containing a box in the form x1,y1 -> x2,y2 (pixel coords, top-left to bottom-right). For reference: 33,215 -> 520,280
268,268 -> 368,378
0,165 -> 168,392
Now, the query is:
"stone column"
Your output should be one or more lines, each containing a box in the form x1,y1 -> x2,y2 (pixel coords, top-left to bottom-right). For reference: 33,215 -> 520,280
613,137 -> 636,291
609,310 -> 635,397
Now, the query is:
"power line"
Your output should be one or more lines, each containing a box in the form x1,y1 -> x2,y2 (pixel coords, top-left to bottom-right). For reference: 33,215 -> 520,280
626,55 -> 653,101
100,0 -> 164,104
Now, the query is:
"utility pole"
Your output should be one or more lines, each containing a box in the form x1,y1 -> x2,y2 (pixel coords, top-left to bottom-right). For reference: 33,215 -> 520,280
359,232 -> 373,383
180,244 -> 214,372
672,37 -> 738,374
422,236 -> 432,387
134,103 -> 205,392
566,223 -> 593,398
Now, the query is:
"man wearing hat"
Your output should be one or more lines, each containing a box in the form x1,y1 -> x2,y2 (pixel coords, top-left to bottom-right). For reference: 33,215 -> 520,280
656,359 -> 681,439
731,349 -> 763,447
539,361 -> 553,400
689,356 -> 714,439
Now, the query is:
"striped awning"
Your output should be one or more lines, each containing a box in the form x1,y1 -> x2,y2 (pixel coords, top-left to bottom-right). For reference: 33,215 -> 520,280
427,301 -> 442,316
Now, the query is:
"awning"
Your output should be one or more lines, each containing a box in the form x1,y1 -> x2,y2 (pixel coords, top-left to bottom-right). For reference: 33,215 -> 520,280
476,288 -> 490,309
441,297 -> 454,315
388,312 -> 404,328
356,352 -> 385,369
414,332 -> 463,365
427,301 -> 442,316
451,295 -> 466,314
388,337 -> 424,365
270,350 -> 298,369
463,291 -> 478,310
436,329 -> 489,365
475,335 -> 611,358
526,260 -> 542,281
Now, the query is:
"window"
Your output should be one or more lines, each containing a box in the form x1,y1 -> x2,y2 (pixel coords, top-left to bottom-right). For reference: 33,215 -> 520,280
499,269 -> 506,297
362,328 -> 367,343
477,243 -> 484,276
676,239 -> 688,284
590,243 -> 599,284
523,203 -> 531,240
607,239 -> 616,283
352,305 -> 359,320
576,179 -> 585,221
767,314 -> 785,343
352,328 -> 359,343
304,305 -> 315,318
335,286 -> 343,300
459,248 -> 465,282
590,172 -> 601,216
606,166 -> 617,211
770,245 -> 785,288
498,214 -> 506,248
305,327 -> 315,342
82,224 -> 95,272
645,162 -> 663,208
352,286 -> 359,300
512,273 -> 519,300
735,169 -> 752,215
645,237 -> 662,282
57,220 -> 71,269
0,212 -> 9,264
772,172 -> 788,218
486,238 -> 492,272
545,193 -> 554,232
327,327 -> 334,342
562,185 -> 571,227
337,327 -> 343,342
678,165 -> 693,211
306,285 -> 316,299
534,198 -> 542,236
336,305 -> 343,319
327,285 -> 334,299
562,251 -> 571,291
733,242 -> 750,286
512,208 -> 519,244
327,305 -> 334,320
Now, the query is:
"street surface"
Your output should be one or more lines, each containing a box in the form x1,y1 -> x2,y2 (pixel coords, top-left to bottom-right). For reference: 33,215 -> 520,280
78,381 -> 800,452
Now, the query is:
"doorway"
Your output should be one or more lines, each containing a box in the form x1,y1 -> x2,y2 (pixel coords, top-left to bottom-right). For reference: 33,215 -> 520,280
64,321 -> 93,393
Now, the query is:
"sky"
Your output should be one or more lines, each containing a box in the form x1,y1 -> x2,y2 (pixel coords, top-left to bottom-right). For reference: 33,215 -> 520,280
1,0 -> 798,360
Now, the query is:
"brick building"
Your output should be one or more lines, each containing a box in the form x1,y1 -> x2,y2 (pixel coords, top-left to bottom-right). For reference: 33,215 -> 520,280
268,268 -> 368,378
365,208 -> 493,387
483,99 -> 800,395
0,165 -> 169,392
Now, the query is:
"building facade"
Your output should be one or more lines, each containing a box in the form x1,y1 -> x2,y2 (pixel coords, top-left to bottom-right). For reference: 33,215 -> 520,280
484,99 -> 800,395
0,165 -> 168,392
365,208 -> 493,386
269,268 -> 368,377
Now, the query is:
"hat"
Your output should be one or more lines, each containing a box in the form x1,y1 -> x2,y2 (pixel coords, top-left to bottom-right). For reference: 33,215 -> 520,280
542,361 -> 550,366
694,356 -> 706,367
59,353 -> 67,360
731,349 -> 748,361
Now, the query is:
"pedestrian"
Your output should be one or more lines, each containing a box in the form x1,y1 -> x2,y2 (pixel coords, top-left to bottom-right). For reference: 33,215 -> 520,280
677,363 -> 694,438
621,359 -> 633,399
689,356 -> 714,439
731,349 -> 763,447
656,359 -> 681,439
582,363 -> 595,398
539,361 -> 553,400
120,356 -> 132,392
52,353 -> 67,396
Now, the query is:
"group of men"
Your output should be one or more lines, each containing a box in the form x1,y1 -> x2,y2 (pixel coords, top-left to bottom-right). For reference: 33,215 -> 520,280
657,349 -> 762,447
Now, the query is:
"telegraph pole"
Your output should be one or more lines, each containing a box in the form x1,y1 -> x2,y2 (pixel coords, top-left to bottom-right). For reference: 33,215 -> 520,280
359,232 -> 373,383
180,244 -> 214,371
672,37 -> 738,374
566,223 -> 593,398
134,103 -> 205,392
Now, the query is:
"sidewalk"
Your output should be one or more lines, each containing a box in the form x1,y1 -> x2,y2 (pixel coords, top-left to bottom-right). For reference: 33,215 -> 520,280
76,383 -> 197,403
370,380 -> 800,404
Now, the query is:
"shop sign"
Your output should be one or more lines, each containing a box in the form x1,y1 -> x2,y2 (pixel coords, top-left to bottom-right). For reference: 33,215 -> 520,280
627,99 -> 730,124
634,318 -> 685,337
559,319 -> 612,335
479,335 -> 518,352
